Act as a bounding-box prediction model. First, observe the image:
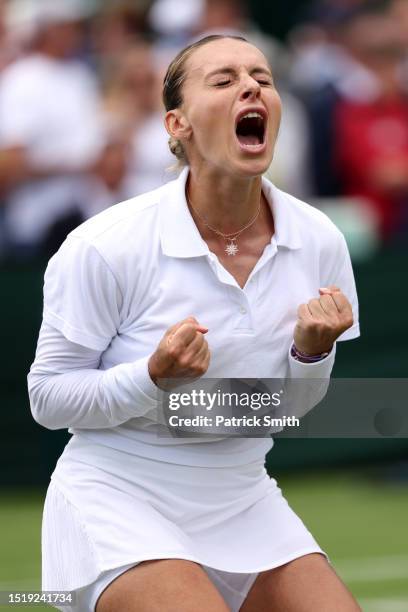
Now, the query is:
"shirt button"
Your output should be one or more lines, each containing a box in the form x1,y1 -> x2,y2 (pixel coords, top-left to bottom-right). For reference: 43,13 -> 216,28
239,306 -> 247,314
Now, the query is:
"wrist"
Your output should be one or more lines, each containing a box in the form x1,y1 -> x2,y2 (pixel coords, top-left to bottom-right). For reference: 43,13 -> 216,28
291,343 -> 332,363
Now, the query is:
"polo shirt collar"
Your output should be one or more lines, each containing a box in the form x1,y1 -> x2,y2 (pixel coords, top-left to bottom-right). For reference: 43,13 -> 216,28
158,166 -> 302,258
159,167 -> 209,258
261,178 -> 302,250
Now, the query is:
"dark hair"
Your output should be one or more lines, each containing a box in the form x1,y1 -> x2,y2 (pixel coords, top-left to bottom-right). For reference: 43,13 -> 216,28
162,34 -> 248,165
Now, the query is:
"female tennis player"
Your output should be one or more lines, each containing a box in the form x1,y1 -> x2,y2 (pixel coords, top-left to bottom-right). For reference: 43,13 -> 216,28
28,35 -> 361,611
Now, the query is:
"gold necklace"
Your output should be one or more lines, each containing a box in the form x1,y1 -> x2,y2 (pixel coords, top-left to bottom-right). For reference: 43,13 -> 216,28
186,190 -> 262,256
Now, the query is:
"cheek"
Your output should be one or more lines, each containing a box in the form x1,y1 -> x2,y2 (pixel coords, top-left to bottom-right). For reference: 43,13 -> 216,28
190,102 -> 229,148
270,93 -> 282,131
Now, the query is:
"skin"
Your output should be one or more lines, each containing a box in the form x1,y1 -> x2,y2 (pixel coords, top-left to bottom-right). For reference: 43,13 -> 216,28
166,38 -> 282,227
96,560 -> 230,612
148,316 -> 210,388
240,553 -> 361,612
103,39 -> 359,612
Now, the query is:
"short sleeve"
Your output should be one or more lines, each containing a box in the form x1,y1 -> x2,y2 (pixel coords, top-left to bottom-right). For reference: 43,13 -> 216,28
43,236 -> 122,351
320,232 -> 360,341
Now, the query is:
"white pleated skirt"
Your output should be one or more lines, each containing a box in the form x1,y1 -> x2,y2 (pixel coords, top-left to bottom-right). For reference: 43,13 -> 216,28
42,435 -> 324,611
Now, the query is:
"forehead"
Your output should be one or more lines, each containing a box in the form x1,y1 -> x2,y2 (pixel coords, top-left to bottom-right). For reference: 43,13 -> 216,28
185,39 -> 270,79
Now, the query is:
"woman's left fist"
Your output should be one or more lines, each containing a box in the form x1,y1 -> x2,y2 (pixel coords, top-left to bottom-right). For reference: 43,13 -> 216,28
293,285 -> 354,356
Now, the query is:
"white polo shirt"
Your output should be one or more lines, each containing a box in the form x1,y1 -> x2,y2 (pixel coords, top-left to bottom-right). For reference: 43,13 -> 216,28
34,166 -> 360,466
0,54 -> 103,246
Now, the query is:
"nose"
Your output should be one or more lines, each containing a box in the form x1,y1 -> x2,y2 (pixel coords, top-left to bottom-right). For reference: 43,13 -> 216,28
239,75 -> 261,101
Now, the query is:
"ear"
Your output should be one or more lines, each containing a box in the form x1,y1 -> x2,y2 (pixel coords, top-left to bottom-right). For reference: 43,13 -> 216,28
164,109 -> 192,141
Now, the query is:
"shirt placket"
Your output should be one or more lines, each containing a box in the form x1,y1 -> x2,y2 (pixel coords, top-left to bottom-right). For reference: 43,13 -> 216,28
206,239 -> 278,335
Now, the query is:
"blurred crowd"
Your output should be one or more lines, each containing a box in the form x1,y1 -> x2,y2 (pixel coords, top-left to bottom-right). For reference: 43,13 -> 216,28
0,0 -> 406,261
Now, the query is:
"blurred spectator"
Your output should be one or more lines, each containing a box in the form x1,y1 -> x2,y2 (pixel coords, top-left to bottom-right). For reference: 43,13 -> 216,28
148,0 -> 205,48
0,0 -> 21,70
81,132 -> 130,219
101,42 -> 174,196
42,127 -> 131,258
0,0 -> 104,258
265,92 -> 312,199
307,2 -> 408,242
149,0 -> 290,89
390,0 -> 408,43
195,0 -> 291,85
102,42 -> 160,132
390,0 -> 408,81
147,0 -> 206,97
91,0 -> 152,73
288,0 -> 367,96
125,108 -> 176,195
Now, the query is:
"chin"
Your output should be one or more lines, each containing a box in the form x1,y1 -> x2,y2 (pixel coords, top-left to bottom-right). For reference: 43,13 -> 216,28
231,155 -> 271,178
224,139 -> 274,178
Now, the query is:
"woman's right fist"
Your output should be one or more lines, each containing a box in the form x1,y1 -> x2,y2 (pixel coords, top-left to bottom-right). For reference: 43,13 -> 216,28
148,316 -> 210,388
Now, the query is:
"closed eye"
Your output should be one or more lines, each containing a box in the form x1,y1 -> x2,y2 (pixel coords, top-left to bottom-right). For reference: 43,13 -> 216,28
213,75 -> 273,87
215,79 -> 272,87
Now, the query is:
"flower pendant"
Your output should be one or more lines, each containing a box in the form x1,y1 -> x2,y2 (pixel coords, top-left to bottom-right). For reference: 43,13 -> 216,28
225,239 -> 238,256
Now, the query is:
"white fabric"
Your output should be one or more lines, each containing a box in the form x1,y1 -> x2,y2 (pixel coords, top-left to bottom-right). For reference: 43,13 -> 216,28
29,320 -> 337,436
32,168 -> 356,609
148,0 -> 205,35
6,0 -> 92,39
29,321 -> 159,430
124,112 -> 176,196
42,436 -> 325,611
28,166 -> 360,467
0,54 -> 103,245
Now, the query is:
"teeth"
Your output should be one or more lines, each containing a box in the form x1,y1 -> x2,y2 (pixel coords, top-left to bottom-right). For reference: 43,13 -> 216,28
241,112 -> 263,120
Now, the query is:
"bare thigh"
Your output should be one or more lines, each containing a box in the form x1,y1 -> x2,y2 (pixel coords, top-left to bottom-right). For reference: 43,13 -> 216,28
239,553 -> 362,612
95,559 -> 231,612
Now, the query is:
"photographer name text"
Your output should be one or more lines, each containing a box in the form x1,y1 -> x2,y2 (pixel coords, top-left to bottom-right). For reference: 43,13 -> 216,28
168,415 -> 300,428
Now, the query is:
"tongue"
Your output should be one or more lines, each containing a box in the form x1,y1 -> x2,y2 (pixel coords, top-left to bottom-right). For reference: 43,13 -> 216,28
237,134 -> 260,146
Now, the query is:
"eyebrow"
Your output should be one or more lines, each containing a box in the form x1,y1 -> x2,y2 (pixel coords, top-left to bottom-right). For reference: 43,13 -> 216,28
204,66 -> 273,80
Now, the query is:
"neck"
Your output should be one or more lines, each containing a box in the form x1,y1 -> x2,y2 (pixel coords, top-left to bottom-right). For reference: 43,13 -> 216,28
186,165 -> 263,234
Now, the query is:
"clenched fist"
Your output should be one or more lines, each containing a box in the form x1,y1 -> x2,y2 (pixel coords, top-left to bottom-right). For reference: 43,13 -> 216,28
294,285 -> 354,355
148,316 -> 211,389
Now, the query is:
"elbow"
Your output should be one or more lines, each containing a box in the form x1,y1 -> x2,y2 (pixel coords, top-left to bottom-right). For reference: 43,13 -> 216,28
27,371 -> 63,430
30,407 -> 62,431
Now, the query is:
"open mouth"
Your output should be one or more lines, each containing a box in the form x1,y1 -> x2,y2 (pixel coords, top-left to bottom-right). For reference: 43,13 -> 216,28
236,112 -> 265,147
